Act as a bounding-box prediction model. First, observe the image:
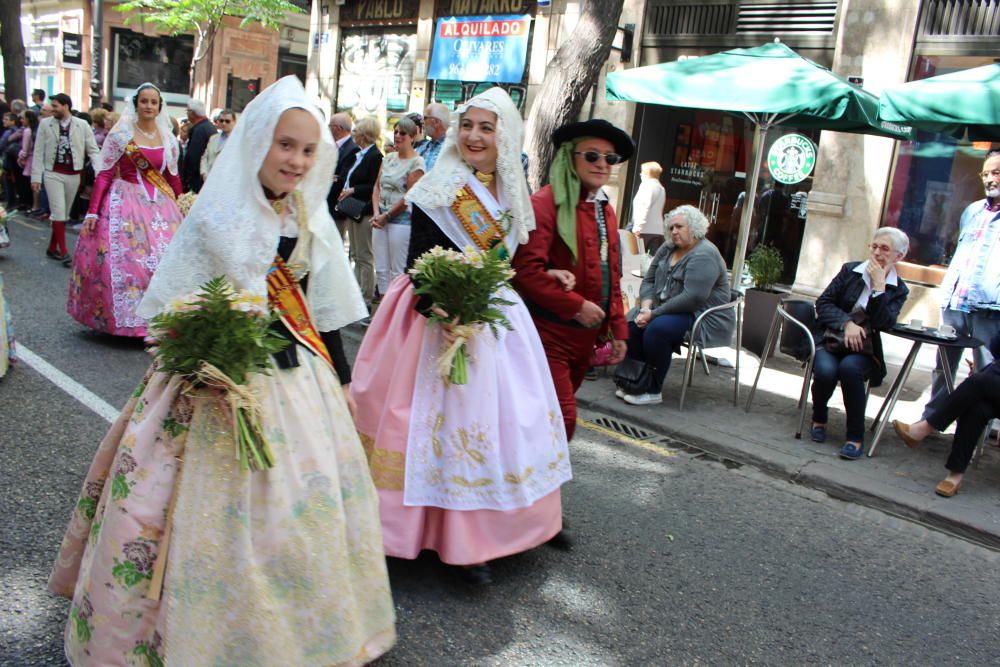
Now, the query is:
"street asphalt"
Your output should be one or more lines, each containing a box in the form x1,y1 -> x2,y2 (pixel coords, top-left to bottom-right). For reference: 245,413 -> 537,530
2,214 -> 1000,666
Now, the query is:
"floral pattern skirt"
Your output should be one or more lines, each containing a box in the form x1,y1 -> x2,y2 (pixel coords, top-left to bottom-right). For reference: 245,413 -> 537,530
0,273 -> 14,378
67,179 -> 182,337
49,353 -> 396,666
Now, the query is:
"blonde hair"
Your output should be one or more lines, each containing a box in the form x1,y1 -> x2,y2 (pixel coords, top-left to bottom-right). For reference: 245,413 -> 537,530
641,161 -> 662,178
354,116 -> 380,146
90,108 -> 108,128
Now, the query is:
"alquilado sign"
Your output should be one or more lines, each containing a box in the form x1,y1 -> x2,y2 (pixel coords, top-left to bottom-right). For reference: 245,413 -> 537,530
767,133 -> 816,185
428,14 -> 531,83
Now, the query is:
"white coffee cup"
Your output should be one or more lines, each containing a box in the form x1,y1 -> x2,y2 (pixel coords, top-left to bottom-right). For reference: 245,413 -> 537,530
938,324 -> 957,337
909,318 -> 923,329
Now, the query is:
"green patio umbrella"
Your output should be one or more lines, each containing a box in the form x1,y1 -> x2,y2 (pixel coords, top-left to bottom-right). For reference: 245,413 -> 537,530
606,41 -> 910,288
879,63 -> 1000,141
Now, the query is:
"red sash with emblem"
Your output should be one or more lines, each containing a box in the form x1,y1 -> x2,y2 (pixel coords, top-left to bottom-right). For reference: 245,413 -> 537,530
266,255 -> 333,369
124,139 -> 177,202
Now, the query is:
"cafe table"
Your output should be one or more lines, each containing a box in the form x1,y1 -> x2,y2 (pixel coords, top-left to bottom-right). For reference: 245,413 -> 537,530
867,323 -> 983,457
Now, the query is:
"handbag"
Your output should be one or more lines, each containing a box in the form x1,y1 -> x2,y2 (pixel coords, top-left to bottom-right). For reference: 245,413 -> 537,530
0,226 -> 9,249
590,340 -> 614,367
823,308 -> 874,357
613,357 -> 653,394
335,196 -> 366,221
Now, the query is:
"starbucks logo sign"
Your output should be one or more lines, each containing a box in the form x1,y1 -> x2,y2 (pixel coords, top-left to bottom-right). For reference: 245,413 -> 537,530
767,134 -> 816,184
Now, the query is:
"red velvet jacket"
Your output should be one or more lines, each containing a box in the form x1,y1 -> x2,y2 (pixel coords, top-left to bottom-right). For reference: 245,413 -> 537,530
512,184 -> 628,341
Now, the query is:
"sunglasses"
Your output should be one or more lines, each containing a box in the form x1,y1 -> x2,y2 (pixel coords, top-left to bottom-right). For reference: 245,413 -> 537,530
574,150 -> 623,166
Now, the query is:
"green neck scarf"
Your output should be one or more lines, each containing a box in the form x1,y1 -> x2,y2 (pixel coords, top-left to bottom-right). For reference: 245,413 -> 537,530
549,138 -> 589,264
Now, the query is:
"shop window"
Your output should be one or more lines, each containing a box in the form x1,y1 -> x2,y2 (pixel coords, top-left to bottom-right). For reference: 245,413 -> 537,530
336,29 -> 417,119
882,54 -> 999,284
111,29 -> 193,105
633,104 -> 819,285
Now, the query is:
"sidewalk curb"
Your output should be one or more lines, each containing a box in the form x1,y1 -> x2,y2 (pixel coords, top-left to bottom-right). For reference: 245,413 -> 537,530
577,393 -> 1000,552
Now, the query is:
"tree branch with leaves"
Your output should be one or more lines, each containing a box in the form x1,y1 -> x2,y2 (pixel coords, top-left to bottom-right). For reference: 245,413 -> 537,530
114,0 -> 302,95
524,0 -> 625,191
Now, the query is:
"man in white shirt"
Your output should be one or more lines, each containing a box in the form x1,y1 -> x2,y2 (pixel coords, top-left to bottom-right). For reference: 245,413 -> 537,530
630,161 -> 667,255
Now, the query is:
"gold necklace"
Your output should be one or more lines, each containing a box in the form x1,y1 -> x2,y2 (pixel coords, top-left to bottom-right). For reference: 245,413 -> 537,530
474,170 -> 495,186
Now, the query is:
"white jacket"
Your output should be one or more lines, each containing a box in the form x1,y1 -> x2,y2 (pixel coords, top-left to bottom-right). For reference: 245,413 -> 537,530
200,131 -> 226,178
30,115 -> 100,183
631,176 -> 666,236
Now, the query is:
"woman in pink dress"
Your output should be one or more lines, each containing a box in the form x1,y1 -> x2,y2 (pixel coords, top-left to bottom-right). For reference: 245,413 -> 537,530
351,87 -> 572,585
67,83 -> 183,336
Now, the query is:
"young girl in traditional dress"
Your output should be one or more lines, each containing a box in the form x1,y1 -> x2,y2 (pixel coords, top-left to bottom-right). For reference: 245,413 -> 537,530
351,87 -> 572,585
49,76 -> 395,666
67,83 -> 184,336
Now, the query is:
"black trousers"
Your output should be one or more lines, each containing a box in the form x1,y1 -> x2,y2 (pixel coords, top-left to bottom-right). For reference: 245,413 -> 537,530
926,370 -> 1000,473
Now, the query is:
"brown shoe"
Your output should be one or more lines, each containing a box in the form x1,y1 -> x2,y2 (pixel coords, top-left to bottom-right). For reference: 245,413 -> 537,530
892,420 -> 921,448
935,478 -> 962,497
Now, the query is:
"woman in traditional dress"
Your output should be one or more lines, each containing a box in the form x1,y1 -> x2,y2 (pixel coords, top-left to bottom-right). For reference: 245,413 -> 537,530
67,83 -> 184,336
48,76 -> 396,666
351,87 -> 572,585
0,272 -> 14,378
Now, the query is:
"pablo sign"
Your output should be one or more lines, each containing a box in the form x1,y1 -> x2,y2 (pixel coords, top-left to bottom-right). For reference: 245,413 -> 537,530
428,15 -> 531,83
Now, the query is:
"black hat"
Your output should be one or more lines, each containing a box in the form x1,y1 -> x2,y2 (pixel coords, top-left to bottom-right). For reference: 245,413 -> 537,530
552,118 -> 635,161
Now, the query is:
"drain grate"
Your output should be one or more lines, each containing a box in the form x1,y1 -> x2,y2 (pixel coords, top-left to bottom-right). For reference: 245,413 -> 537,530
591,416 -> 656,441
588,416 -> 745,470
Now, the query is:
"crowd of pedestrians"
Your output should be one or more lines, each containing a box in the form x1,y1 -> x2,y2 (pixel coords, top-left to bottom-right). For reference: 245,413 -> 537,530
0,76 -> 997,665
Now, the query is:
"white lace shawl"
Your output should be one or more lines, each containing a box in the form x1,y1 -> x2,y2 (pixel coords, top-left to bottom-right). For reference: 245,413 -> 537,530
406,86 -> 534,243
96,83 -> 179,175
138,76 -> 368,331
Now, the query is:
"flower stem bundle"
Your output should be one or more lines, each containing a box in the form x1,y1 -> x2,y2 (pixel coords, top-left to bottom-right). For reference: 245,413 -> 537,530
149,277 -> 289,471
409,246 -> 515,384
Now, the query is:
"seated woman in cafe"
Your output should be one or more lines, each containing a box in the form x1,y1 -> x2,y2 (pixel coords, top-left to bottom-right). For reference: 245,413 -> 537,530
810,227 -> 909,460
617,205 -> 733,405
892,330 -> 1000,497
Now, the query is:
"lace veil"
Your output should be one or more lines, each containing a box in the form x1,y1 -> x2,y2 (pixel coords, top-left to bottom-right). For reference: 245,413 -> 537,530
95,83 -> 180,174
138,75 -> 367,331
407,87 -> 534,243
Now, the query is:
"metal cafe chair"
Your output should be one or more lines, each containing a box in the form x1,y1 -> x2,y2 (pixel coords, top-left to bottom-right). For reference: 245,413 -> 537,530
744,298 -> 817,438
678,290 -> 744,410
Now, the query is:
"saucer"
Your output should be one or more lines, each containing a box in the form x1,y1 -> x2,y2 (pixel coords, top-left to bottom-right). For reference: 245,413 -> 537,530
902,323 -> 925,332
931,330 -> 958,340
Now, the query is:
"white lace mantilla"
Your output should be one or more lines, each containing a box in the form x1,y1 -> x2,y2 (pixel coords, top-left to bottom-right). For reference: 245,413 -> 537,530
137,76 -> 367,331
407,86 -> 534,244
96,83 -> 179,176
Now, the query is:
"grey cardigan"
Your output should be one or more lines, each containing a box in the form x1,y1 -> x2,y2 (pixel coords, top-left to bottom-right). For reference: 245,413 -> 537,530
639,238 -> 735,348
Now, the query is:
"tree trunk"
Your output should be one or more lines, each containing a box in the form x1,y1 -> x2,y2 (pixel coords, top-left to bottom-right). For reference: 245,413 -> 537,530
524,0 -> 625,191
0,1 -> 27,102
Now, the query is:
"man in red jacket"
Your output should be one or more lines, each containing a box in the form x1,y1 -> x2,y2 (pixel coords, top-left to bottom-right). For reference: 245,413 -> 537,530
512,119 -> 634,440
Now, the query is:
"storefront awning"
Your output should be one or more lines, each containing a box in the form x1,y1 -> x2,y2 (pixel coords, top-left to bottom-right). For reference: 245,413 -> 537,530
879,63 -> 1000,142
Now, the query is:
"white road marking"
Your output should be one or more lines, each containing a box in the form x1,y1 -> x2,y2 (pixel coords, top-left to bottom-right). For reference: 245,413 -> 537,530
17,345 -> 118,423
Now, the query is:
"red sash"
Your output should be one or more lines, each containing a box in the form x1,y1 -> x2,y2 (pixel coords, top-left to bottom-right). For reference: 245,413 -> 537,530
124,139 -> 177,202
266,255 -> 333,369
